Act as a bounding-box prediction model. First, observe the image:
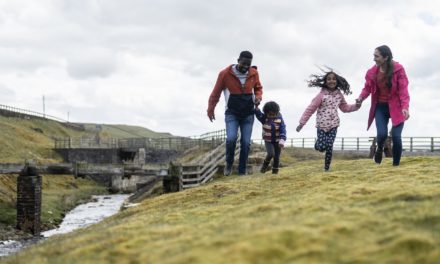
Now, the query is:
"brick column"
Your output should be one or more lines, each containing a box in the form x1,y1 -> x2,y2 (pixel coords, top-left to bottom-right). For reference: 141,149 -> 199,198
16,163 -> 42,235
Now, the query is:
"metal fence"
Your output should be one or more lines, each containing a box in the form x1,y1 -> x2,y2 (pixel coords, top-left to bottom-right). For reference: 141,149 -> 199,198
252,137 -> 440,152
0,104 -> 68,123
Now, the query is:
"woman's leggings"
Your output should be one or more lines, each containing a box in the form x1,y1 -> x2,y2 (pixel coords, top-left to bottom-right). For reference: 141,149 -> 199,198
315,127 -> 338,170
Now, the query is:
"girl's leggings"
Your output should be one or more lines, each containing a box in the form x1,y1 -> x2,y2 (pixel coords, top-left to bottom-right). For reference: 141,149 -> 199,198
315,127 -> 337,170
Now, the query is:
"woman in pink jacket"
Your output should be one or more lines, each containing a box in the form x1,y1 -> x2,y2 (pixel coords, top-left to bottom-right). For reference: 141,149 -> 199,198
356,45 -> 410,166
296,69 -> 359,171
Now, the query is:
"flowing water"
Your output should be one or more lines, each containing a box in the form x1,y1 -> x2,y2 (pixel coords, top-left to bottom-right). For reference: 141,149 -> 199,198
0,194 -> 130,258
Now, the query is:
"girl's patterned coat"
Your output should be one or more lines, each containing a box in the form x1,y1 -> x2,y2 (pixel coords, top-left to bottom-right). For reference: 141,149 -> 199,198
299,89 -> 359,132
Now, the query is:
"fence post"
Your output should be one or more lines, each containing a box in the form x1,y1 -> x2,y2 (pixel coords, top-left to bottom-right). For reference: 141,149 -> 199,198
342,138 -> 344,150
431,137 -> 434,152
410,137 -> 413,152
302,138 -> 305,148
291,138 -> 293,148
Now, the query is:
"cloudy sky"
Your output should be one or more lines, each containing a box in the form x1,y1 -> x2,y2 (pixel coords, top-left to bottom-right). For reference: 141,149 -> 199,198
0,0 -> 439,138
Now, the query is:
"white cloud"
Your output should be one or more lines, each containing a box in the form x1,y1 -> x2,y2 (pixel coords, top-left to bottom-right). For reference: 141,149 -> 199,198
0,0 -> 439,138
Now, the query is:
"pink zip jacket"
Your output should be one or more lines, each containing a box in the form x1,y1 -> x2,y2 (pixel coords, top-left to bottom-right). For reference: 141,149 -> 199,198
299,88 -> 359,132
358,61 -> 410,130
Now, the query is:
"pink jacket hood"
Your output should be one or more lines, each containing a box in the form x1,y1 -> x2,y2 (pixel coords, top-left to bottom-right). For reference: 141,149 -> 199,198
359,61 -> 410,130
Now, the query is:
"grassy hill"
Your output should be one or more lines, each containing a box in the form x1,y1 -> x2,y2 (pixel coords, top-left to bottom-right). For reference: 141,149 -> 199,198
0,115 -> 173,163
3,156 -> 439,263
80,123 -> 173,139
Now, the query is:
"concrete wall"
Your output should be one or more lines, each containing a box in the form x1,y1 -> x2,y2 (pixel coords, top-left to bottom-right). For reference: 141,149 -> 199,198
55,148 -> 182,164
55,149 -> 120,164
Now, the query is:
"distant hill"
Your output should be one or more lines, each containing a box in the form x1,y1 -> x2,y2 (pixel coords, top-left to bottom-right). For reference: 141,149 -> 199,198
79,123 -> 173,139
0,115 -> 174,163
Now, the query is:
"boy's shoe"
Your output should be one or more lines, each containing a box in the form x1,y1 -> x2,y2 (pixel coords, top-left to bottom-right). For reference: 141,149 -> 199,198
260,160 -> 270,173
272,168 -> 279,174
223,163 -> 232,176
374,148 -> 383,164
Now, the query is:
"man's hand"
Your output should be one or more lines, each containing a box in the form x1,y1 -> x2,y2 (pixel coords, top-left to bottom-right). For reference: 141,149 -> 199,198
207,110 -> 215,122
402,109 -> 410,120
296,124 -> 303,132
254,98 -> 261,106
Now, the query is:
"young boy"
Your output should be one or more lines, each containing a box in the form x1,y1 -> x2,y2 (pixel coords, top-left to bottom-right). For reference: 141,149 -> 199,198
255,101 -> 286,174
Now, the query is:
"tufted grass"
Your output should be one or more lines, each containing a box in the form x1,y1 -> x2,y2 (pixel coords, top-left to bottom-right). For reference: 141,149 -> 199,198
2,156 -> 439,263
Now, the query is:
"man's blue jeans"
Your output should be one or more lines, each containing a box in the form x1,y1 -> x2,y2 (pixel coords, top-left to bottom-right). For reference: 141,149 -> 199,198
225,114 -> 254,174
375,103 -> 404,165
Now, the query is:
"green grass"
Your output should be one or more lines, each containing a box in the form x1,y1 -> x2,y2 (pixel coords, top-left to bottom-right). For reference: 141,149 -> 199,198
0,174 -> 107,239
3,156 -> 439,263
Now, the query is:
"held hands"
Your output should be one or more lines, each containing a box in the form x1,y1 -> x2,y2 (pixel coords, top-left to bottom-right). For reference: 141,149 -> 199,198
254,98 -> 261,106
355,98 -> 363,107
296,124 -> 303,132
402,109 -> 410,120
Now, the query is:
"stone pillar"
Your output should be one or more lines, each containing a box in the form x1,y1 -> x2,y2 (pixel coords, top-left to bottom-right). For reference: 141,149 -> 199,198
163,162 -> 183,193
16,163 -> 42,235
138,148 -> 146,166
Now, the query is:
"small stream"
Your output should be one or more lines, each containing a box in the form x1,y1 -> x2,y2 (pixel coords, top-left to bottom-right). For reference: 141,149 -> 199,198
0,194 -> 130,258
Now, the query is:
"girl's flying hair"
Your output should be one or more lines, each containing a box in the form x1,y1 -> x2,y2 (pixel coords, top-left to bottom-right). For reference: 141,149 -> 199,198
307,66 -> 352,95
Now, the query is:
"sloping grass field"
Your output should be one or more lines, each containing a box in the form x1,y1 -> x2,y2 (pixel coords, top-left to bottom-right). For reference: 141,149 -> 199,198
3,156 -> 439,263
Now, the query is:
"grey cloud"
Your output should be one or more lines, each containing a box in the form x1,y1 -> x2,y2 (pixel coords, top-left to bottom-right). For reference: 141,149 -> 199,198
66,52 -> 118,79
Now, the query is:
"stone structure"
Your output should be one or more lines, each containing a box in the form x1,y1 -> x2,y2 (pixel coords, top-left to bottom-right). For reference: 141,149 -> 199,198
163,162 -> 183,193
16,162 -> 42,235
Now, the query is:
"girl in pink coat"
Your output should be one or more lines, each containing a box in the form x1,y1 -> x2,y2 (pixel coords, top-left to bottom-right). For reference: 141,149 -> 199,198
296,69 -> 359,171
356,45 -> 410,166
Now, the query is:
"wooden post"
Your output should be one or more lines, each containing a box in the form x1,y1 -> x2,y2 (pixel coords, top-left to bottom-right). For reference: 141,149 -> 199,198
16,161 -> 42,236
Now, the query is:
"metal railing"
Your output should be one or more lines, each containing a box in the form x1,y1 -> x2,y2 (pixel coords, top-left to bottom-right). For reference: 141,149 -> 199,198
0,104 -> 84,130
252,137 -> 440,152
0,104 -> 68,123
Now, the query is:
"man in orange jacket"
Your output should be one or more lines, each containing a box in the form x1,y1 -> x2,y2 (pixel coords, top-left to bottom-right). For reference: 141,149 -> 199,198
207,51 -> 263,176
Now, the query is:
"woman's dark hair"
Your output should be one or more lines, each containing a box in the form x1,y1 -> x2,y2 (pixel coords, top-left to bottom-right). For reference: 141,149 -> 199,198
307,67 -> 352,95
263,101 -> 280,115
376,45 -> 394,89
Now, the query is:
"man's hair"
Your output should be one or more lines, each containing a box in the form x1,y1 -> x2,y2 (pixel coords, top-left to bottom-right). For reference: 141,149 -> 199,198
263,101 -> 280,115
239,51 -> 253,60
